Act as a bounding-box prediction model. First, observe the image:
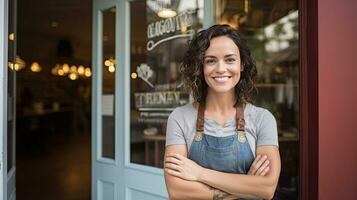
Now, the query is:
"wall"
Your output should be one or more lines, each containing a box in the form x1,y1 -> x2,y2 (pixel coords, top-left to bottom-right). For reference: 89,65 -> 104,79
319,0 -> 357,199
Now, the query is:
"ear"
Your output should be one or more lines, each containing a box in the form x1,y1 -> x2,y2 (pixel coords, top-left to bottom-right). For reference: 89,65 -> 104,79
240,64 -> 244,72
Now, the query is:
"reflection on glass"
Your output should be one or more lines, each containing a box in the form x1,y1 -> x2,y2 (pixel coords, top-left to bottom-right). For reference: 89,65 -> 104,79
7,0 -> 16,172
101,8 -> 116,159
214,0 -> 299,199
130,0 -> 204,168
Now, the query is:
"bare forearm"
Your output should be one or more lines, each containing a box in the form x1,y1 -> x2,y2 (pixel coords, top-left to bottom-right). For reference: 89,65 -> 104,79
166,175 -> 211,200
165,174 -> 239,200
198,168 -> 277,199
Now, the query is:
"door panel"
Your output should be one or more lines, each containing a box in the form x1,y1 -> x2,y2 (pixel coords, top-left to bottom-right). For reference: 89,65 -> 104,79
92,1 -> 121,200
101,7 -> 116,160
126,187 -> 167,200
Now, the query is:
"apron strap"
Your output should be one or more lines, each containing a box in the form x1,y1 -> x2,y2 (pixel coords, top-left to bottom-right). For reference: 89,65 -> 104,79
196,103 -> 205,132
236,104 -> 245,131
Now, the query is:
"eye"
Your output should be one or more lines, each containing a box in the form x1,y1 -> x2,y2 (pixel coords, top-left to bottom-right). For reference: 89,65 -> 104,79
205,59 -> 216,65
226,58 -> 236,63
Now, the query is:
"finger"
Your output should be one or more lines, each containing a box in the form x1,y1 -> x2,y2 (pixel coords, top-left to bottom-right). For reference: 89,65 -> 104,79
164,163 -> 182,172
165,156 -> 182,164
256,160 -> 270,176
165,168 -> 182,178
248,155 -> 261,175
259,166 -> 270,176
170,153 -> 184,161
250,155 -> 267,175
164,161 -> 178,169
253,155 -> 268,175
251,155 -> 262,167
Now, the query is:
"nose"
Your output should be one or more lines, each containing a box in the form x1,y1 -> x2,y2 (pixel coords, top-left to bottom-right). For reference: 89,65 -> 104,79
216,60 -> 227,73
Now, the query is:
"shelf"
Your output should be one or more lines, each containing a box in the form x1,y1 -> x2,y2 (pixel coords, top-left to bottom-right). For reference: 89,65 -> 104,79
142,134 -> 166,141
255,83 -> 298,88
278,136 -> 298,142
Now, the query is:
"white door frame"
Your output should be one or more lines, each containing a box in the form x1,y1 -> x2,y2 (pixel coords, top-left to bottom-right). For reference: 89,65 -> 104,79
0,0 -> 9,199
92,0 -> 123,199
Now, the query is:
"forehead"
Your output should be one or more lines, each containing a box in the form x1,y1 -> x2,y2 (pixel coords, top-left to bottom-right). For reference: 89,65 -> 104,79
205,36 -> 240,56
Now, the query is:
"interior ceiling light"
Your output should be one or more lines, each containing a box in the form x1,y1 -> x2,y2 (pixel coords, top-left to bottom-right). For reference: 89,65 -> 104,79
131,72 -> 137,79
70,65 -> 77,73
9,33 -> 14,41
78,65 -> 85,75
30,62 -> 42,72
62,64 -> 70,73
84,68 -> 92,77
8,56 -> 26,71
108,65 -> 115,73
158,9 -> 177,18
58,69 -> 65,76
68,73 -> 78,80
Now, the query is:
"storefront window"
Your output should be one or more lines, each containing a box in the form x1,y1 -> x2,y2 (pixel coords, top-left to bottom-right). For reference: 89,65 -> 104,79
101,7 -> 116,159
214,0 -> 299,199
130,0 -> 203,167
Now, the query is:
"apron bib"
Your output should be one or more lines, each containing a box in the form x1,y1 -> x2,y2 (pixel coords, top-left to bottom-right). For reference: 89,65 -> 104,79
188,103 -> 258,200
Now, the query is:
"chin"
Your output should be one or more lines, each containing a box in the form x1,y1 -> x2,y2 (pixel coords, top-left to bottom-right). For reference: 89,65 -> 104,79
209,86 -> 235,94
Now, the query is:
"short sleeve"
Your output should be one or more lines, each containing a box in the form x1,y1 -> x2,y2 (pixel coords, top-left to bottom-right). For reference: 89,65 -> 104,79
165,110 -> 186,146
256,109 -> 279,147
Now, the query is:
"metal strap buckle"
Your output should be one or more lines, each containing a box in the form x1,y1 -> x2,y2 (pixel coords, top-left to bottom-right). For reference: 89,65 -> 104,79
195,131 -> 203,141
237,130 -> 246,143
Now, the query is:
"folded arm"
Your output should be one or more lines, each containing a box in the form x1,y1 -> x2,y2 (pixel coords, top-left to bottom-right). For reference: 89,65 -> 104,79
164,145 -> 274,199
197,146 -> 280,199
164,145 -> 239,200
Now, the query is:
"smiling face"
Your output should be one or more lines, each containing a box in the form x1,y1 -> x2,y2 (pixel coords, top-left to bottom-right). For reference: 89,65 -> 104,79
203,36 -> 242,96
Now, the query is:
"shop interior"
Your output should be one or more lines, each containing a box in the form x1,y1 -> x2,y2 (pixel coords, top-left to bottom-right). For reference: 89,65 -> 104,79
15,0 -> 92,199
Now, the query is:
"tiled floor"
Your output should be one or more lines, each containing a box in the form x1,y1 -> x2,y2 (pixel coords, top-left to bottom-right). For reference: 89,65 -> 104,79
16,132 -> 91,200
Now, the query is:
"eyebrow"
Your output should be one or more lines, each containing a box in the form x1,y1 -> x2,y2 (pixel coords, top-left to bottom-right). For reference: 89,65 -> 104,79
204,54 -> 238,59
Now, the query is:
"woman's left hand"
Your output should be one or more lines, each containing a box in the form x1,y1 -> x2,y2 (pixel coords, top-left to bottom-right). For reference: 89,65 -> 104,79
164,153 -> 203,181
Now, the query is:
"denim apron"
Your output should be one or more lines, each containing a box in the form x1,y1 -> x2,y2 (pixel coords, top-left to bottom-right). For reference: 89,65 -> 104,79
188,103 -> 256,199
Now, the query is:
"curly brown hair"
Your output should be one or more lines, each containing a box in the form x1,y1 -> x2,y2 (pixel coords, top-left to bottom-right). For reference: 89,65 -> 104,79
180,24 -> 257,107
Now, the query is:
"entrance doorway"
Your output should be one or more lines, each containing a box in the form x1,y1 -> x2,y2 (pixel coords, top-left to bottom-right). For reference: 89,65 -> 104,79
15,0 -> 92,199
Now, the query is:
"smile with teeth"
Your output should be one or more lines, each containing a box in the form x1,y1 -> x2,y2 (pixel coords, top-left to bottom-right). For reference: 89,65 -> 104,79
212,76 -> 232,82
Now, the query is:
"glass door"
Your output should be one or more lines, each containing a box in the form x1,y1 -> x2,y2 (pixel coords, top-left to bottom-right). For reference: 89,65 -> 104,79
92,1 -> 121,200
1,0 -> 17,199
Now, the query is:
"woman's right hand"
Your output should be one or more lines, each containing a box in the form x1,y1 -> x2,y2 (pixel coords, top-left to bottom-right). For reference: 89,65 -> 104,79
248,154 -> 270,176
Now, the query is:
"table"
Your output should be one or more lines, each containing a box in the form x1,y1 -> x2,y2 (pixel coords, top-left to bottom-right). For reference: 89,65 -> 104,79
142,134 -> 166,167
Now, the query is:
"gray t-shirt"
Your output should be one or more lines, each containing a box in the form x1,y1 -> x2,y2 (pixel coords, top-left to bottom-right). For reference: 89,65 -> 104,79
165,103 -> 278,156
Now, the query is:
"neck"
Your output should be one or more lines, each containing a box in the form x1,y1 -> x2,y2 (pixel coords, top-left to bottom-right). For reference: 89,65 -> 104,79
205,89 -> 236,115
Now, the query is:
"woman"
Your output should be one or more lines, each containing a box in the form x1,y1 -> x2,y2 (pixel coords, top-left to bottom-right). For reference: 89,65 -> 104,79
164,24 -> 280,200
